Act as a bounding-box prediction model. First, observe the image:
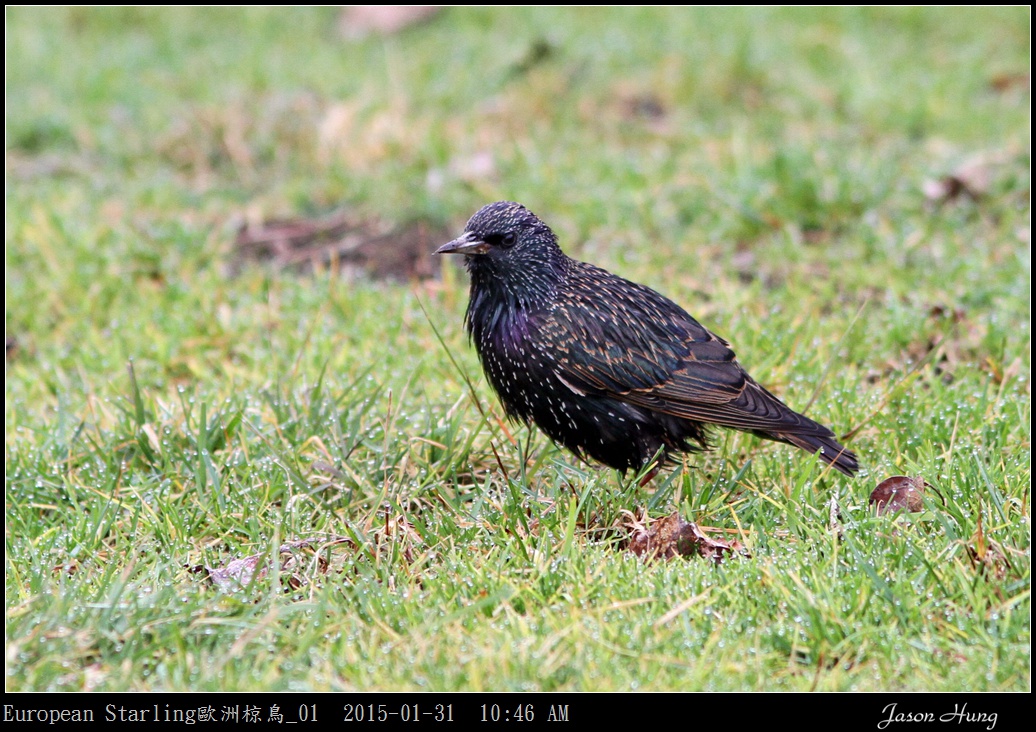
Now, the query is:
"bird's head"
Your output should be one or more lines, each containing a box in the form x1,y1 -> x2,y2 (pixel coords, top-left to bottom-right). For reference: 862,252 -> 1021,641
434,202 -> 565,287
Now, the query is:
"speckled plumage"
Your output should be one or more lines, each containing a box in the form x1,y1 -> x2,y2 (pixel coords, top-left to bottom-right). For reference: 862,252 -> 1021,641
435,201 -> 859,477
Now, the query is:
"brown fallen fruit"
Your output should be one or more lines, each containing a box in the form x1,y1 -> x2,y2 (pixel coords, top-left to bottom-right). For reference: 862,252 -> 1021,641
870,475 -> 927,515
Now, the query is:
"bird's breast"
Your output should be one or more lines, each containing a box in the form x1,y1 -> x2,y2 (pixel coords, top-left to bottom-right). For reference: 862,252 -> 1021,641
468,299 -> 559,421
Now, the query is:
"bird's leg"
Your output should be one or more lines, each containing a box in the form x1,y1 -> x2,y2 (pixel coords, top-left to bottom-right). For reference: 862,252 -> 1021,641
637,464 -> 660,487
633,446 -> 667,487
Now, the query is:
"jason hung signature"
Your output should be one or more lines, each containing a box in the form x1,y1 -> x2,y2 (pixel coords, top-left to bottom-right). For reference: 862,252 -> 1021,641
878,703 -> 997,730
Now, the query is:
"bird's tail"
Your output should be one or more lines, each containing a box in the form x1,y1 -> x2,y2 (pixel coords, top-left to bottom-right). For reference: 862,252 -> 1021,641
770,431 -> 859,476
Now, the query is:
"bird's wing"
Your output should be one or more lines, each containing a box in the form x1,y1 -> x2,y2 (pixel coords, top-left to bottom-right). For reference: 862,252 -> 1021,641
541,275 -> 828,436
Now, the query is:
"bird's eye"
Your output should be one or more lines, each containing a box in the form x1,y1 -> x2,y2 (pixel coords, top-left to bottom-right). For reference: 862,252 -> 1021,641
501,232 -> 516,247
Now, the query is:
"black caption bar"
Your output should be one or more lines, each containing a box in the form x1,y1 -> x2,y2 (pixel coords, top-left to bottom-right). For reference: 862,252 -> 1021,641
3,692 -> 1016,729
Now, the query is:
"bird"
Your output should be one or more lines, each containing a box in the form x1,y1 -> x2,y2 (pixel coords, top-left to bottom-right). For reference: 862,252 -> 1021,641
434,201 -> 859,479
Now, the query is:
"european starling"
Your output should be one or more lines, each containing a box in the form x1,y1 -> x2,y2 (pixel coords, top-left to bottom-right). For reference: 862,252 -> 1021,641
435,201 -> 859,477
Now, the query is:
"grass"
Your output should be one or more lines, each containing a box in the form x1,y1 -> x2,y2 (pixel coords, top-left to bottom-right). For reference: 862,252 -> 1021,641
5,7 -> 1030,691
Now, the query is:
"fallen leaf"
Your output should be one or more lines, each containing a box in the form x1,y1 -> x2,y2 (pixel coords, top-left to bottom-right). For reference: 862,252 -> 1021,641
869,476 -> 927,515
201,553 -> 265,591
626,511 -> 747,563
197,538 -> 351,594
989,71 -> 1029,93
922,151 -> 1007,204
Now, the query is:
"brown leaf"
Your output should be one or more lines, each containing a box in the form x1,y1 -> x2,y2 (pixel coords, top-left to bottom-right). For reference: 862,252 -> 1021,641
922,175 -> 969,203
626,511 -> 747,564
870,476 -> 927,515
203,553 -> 265,591
922,152 -> 1005,204
338,7 -> 440,39
989,71 -> 1029,93
197,538 -> 350,594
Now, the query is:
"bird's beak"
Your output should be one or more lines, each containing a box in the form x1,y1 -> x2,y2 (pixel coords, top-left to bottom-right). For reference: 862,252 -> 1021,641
434,231 -> 490,256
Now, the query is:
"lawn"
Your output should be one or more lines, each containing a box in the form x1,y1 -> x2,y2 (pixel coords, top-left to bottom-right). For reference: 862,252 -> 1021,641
5,7 -> 1030,692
